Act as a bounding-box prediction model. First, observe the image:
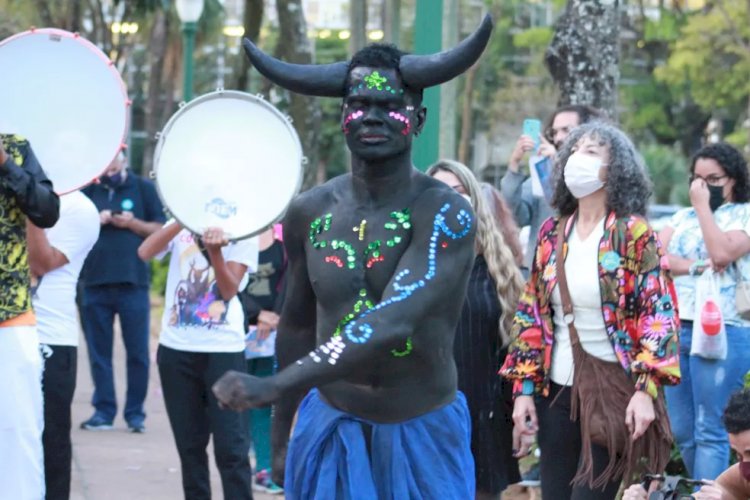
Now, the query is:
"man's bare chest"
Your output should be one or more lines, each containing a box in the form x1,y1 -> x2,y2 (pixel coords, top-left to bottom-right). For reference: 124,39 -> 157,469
305,206 -> 413,303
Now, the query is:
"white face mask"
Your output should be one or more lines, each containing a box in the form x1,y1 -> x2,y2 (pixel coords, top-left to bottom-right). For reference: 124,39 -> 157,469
564,153 -> 605,198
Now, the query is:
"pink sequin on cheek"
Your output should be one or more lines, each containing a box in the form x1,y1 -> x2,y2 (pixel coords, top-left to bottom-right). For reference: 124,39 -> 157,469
342,110 -> 365,135
388,111 -> 412,136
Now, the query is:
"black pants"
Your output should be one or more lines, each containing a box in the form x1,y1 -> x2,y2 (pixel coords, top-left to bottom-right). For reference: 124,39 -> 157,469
537,383 -> 622,500
158,345 -> 253,500
41,345 -> 77,500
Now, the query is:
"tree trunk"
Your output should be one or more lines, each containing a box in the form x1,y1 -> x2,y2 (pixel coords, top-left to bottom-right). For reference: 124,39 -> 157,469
544,0 -> 620,119
384,0 -> 401,45
141,8 -> 170,175
235,0 -> 264,91
350,0 -> 368,56
276,0 -> 322,191
457,63 -> 477,165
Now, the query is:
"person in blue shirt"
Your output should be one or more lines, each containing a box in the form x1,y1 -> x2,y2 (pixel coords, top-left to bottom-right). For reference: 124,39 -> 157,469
79,152 -> 165,432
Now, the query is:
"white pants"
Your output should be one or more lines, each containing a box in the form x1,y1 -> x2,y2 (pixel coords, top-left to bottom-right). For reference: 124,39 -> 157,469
0,325 -> 44,500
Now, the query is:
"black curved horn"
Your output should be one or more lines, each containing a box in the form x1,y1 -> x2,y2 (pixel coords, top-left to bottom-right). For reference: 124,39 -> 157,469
399,14 -> 494,89
242,38 -> 350,97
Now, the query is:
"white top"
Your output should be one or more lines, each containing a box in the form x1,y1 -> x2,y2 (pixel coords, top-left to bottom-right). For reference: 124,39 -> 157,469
158,228 -> 258,353
550,218 -> 618,386
667,203 -> 750,325
33,191 -> 100,346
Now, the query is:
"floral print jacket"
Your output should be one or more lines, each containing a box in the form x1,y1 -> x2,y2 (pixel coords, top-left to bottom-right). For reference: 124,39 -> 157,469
500,213 -> 681,399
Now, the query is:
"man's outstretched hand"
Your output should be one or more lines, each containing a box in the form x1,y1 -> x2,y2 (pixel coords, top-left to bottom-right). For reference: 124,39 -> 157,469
212,371 -> 280,411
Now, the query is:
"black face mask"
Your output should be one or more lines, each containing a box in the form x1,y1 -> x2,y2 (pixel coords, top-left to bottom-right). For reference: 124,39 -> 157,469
708,184 -> 726,211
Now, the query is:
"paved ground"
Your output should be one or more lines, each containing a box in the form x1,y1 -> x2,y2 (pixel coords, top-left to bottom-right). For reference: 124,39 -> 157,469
69,323 -> 277,500
67,302 -> 536,499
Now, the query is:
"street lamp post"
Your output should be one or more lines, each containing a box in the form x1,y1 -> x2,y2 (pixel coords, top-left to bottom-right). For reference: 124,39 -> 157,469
175,0 -> 204,102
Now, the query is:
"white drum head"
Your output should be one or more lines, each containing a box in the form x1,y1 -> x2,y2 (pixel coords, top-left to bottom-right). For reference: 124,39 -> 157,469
0,29 -> 129,194
154,90 -> 303,240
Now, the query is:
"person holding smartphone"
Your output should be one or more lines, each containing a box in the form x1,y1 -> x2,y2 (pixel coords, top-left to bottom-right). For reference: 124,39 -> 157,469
79,151 -> 166,433
501,105 -> 603,275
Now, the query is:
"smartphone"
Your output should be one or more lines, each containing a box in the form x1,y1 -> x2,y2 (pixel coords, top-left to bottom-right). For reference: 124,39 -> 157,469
523,118 -> 542,149
111,209 -> 123,215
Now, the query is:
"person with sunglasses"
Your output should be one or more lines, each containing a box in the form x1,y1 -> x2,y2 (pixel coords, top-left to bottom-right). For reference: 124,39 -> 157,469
659,142 -> 750,482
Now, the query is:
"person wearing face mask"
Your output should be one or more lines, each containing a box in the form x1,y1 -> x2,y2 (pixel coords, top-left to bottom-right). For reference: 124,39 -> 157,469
659,142 -> 750,483
622,387 -> 750,500
78,151 -> 166,432
501,105 -> 603,275
427,160 -> 524,500
500,122 -> 680,499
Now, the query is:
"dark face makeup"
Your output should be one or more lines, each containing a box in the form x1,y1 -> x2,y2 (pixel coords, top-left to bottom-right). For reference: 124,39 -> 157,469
341,66 -> 420,162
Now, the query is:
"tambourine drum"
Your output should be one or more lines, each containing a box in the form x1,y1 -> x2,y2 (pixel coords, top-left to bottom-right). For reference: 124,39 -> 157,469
0,29 -> 129,194
154,90 -> 304,240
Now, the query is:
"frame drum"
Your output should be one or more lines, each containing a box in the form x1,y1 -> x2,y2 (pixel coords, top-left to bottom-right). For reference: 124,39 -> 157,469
0,29 -> 129,194
154,90 -> 303,240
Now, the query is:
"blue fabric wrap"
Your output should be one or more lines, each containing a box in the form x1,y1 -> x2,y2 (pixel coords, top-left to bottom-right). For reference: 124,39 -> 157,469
285,389 -> 475,499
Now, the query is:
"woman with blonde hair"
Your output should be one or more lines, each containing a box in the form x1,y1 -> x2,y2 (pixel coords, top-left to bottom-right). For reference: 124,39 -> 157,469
482,182 -> 524,267
427,159 -> 524,499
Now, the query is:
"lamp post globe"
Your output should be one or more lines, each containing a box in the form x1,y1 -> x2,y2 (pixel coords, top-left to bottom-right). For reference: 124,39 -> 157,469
176,0 -> 204,102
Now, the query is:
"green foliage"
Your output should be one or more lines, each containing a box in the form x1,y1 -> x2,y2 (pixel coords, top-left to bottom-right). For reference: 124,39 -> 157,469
150,259 -> 169,297
655,2 -> 750,150
744,370 -> 750,389
622,82 -> 678,142
643,10 -> 682,42
640,143 -> 690,205
512,27 -> 553,49
314,36 -> 350,179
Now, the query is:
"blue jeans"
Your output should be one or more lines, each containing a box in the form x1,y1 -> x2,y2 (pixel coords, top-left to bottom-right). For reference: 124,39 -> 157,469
81,284 -> 150,424
665,322 -> 750,481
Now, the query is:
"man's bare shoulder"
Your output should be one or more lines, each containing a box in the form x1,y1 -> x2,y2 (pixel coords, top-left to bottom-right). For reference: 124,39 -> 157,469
717,464 -> 750,500
284,175 -> 351,223
409,172 -> 474,219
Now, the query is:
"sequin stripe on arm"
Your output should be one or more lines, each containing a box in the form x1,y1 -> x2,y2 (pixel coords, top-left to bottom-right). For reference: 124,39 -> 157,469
297,203 -> 473,365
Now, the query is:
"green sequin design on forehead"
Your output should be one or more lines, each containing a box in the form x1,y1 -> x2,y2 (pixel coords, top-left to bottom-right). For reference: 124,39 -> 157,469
365,71 -> 388,90
352,71 -> 405,95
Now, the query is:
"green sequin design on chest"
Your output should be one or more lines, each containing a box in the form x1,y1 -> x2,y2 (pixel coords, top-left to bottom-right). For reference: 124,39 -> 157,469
308,209 -> 414,357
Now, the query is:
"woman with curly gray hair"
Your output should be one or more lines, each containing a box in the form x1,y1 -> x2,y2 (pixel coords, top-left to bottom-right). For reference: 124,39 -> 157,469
501,122 -> 680,499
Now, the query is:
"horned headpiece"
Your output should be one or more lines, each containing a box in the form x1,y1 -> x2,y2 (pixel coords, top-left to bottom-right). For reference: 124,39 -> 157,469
242,15 -> 494,98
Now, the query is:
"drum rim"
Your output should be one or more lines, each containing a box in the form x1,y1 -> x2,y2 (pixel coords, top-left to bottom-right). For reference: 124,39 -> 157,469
0,28 -> 130,194
153,89 -> 304,241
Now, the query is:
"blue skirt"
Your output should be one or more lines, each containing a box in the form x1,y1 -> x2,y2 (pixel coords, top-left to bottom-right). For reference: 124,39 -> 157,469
285,389 -> 475,500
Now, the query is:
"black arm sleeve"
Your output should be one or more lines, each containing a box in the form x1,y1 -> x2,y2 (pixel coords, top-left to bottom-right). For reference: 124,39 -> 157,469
0,141 -> 60,228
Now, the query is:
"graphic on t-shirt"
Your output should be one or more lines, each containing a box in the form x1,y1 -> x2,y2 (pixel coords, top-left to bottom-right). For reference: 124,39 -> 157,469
169,239 -> 229,329
245,261 -> 276,297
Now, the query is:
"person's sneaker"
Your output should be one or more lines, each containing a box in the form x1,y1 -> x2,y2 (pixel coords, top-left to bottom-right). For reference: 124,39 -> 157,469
80,414 -> 113,431
127,421 -> 146,434
252,469 -> 283,495
519,462 -> 541,487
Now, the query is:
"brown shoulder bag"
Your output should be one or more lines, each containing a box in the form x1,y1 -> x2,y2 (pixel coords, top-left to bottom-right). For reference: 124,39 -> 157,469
555,216 -> 672,489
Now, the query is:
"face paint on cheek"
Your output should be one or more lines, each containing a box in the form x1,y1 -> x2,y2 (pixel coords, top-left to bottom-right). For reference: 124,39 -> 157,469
388,111 -> 412,136
342,110 -> 364,135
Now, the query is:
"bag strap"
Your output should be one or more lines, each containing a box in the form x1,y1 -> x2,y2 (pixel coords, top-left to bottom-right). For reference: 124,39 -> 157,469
555,216 -> 583,346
